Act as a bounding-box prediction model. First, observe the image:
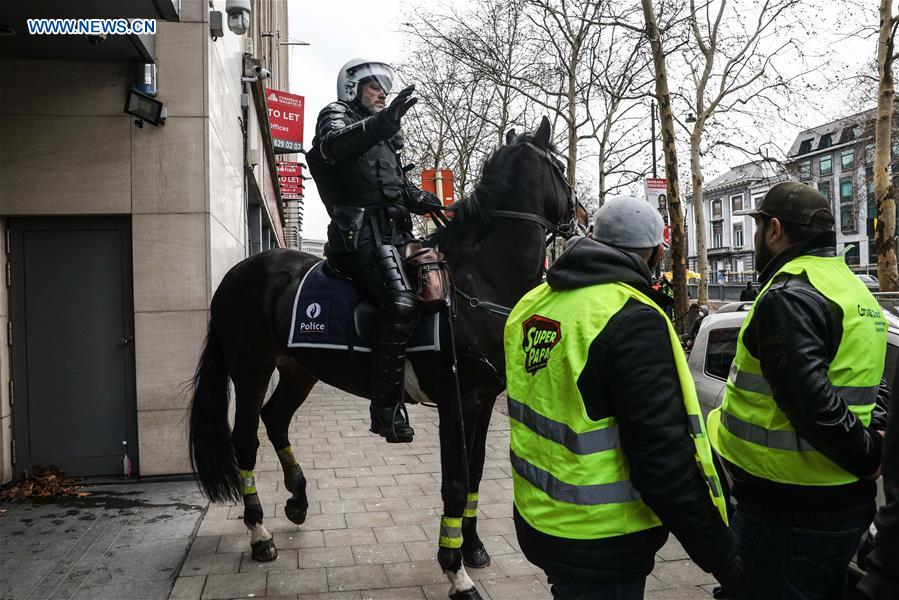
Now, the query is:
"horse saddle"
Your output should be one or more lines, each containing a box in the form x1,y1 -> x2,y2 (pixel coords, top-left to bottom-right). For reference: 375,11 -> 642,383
287,260 -> 441,352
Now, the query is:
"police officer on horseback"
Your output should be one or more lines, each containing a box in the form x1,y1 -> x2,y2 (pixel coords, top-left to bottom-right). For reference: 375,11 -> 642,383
307,58 -> 439,444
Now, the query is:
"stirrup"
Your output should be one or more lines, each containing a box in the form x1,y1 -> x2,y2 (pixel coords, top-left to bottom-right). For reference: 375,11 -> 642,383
370,403 -> 414,443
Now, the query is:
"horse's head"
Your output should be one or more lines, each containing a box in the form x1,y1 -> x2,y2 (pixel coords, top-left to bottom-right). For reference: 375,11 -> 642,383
497,116 -> 577,239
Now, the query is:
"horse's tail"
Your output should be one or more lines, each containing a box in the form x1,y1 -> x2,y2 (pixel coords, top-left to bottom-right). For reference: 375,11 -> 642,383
188,323 -> 241,503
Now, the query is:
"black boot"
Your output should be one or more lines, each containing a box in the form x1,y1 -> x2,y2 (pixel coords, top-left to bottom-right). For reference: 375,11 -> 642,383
370,402 -> 414,443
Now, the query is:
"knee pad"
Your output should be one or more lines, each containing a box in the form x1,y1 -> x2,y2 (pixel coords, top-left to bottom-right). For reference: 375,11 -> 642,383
377,290 -> 419,342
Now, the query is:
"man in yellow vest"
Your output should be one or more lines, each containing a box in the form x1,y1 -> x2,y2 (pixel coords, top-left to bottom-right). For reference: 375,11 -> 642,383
505,196 -> 743,600
707,181 -> 886,599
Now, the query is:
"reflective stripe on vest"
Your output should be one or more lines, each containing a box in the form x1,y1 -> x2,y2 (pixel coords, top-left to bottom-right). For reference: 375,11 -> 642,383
708,254 -> 885,486
505,281 -> 728,541
729,364 -> 878,406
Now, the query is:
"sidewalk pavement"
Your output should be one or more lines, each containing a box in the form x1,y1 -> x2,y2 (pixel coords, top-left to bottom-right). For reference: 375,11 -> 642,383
169,385 -> 720,600
0,480 -> 207,600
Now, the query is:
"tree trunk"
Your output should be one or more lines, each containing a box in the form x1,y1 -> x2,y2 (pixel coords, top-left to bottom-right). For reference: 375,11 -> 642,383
690,125 -> 709,305
876,0 -> 899,291
642,0 -> 689,333
567,69 -> 578,187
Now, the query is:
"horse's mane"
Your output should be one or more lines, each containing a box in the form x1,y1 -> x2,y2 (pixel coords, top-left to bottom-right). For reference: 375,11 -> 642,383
431,132 -> 558,247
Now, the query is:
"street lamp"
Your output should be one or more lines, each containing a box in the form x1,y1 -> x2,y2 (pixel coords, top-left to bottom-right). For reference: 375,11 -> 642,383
686,113 -> 697,124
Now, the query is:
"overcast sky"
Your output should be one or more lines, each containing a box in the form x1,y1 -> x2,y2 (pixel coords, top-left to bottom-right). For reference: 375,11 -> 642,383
288,1 -> 877,241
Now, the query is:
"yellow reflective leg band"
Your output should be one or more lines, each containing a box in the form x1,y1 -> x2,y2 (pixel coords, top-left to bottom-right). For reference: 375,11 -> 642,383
239,469 -> 257,496
438,516 -> 463,549
463,492 -> 479,518
276,446 -> 299,467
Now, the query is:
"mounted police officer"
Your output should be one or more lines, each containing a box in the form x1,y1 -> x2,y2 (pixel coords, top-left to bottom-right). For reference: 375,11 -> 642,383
307,58 -> 439,444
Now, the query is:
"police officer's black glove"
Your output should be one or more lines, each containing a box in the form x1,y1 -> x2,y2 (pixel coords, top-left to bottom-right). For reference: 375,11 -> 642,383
370,85 -> 418,140
411,190 -> 442,215
712,555 -> 745,599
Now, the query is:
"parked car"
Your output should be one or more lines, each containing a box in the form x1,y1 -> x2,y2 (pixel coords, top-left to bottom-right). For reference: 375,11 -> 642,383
857,273 -> 880,292
686,298 -> 898,585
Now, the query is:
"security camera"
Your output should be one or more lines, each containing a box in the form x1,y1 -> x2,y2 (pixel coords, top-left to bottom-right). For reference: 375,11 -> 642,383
242,66 -> 271,83
225,0 -> 250,35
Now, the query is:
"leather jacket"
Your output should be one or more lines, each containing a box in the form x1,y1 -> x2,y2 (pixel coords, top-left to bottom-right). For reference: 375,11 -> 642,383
725,231 -> 885,521
307,100 -> 425,215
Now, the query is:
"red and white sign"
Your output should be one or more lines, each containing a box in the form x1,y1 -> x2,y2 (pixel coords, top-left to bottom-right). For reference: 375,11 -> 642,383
420,169 -> 455,220
277,161 -> 304,201
267,89 -> 305,154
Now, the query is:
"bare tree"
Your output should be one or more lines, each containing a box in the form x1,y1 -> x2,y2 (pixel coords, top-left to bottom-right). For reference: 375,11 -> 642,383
642,0 -> 691,333
682,0 -> 810,305
875,0 -> 899,291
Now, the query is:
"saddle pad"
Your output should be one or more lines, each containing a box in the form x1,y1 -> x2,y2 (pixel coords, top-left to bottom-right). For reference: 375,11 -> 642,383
287,261 -> 440,352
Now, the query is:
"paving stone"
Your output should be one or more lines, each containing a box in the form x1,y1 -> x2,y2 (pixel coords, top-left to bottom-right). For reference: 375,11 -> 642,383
296,545 -> 356,568
180,551 -> 243,576
389,508 -> 439,526
302,513 -> 349,530
298,592 -> 362,600
422,581 -> 491,600
657,536 -> 691,561
653,561 -> 717,587
373,524 -> 429,544
492,552 -> 543,577
267,567 -> 330,595
384,559 -> 446,587
339,487 -> 384,500
358,586 -> 426,599
274,530 -> 326,549
351,542 -> 410,565
201,571 -> 267,599
169,575 -> 207,600
364,497 -> 410,512
345,511 -> 394,529
324,527 -> 377,547
644,585 -> 713,599
480,575 -> 550,600
326,564 -> 390,591
320,498 -> 369,514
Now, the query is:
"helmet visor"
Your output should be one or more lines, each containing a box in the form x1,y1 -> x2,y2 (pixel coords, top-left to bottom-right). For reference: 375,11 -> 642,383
351,62 -> 399,96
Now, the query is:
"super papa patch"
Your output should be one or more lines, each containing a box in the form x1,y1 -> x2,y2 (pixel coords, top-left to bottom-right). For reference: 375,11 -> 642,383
521,314 -> 562,375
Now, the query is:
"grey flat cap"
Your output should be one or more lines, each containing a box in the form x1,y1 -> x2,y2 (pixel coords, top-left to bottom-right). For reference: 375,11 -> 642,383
592,195 -> 664,249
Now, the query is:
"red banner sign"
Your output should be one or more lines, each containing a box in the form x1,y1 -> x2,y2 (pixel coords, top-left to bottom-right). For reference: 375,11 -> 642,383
420,169 -> 455,219
267,89 -> 304,154
277,161 -> 304,201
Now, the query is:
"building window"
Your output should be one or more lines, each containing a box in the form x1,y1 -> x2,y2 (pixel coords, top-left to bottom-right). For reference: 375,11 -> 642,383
798,139 -> 813,154
712,222 -> 723,248
731,194 -> 744,213
819,154 -> 832,175
733,224 -> 744,248
711,198 -> 722,220
799,159 -> 811,180
841,149 -> 855,171
819,180 -> 832,202
840,176 -> 856,234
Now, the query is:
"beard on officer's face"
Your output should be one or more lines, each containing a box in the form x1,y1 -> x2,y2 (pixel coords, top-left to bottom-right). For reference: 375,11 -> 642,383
360,93 -> 383,113
754,220 -> 775,273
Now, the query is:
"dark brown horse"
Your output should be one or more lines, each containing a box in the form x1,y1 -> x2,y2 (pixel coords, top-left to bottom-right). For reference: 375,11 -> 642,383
188,117 -> 575,599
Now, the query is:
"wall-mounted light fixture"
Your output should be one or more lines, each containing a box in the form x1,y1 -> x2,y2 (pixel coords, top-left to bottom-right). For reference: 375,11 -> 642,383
209,11 -> 224,40
125,89 -> 166,128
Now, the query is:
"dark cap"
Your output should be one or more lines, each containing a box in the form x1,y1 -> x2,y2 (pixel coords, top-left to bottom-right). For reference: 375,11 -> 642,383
733,181 -> 834,229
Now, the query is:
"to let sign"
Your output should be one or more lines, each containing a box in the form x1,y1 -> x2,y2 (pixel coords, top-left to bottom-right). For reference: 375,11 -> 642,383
277,161 -> 304,201
420,169 -> 455,220
267,89 -> 304,154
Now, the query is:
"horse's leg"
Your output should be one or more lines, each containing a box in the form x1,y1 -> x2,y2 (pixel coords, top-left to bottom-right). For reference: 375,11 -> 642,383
231,364 -> 278,562
461,391 -> 497,569
435,390 -> 481,600
260,358 -> 318,525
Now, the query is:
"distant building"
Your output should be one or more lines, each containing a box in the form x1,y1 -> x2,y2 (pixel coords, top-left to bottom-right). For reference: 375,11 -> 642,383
685,161 -> 785,281
301,238 -> 326,258
785,106 -> 899,270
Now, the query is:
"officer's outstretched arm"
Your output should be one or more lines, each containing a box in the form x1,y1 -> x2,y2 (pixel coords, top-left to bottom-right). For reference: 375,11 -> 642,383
316,103 -> 381,164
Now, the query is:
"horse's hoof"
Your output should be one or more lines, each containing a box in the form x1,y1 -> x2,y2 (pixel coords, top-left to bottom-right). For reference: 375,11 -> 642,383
251,538 -> 278,562
462,545 -> 491,568
449,588 -> 482,600
285,497 -> 308,525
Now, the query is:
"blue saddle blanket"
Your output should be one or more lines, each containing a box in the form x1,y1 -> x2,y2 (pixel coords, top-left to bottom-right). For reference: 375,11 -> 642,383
287,261 -> 441,352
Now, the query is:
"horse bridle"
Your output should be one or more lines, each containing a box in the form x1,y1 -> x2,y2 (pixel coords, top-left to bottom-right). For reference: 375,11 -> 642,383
446,141 -> 580,317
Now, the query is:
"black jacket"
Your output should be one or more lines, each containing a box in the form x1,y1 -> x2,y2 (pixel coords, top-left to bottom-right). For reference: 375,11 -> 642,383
514,236 -> 737,583
724,231 -> 883,522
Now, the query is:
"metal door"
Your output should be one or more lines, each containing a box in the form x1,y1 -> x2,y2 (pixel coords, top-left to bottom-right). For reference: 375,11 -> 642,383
9,217 -> 137,477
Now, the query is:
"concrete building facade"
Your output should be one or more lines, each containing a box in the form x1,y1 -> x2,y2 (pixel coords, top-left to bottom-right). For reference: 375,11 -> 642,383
0,0 -> 296,482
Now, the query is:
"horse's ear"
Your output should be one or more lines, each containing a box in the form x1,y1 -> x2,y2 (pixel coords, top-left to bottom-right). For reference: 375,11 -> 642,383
505,128 -> 517,145
535,116 -> 551,148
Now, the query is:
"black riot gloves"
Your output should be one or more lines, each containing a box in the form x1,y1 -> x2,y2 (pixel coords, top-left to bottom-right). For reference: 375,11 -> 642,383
370,85 -> 418,141
410,190 -> 442,215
